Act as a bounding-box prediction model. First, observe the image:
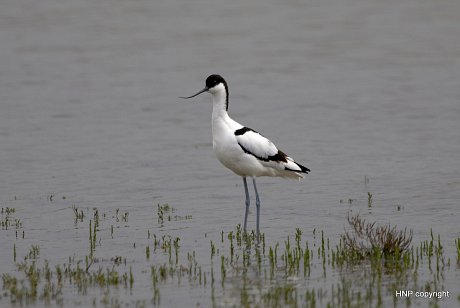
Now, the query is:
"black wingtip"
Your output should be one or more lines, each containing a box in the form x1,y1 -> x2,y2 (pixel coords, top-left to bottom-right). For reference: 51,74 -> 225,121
297,163 -> 311,174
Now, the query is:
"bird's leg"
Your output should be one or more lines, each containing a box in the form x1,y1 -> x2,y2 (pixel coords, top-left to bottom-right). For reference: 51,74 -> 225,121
242,177 -> 250,233
252,177 -> 261,238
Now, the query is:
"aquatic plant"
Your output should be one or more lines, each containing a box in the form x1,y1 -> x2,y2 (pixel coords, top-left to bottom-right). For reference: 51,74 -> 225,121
342,213 -> 413,257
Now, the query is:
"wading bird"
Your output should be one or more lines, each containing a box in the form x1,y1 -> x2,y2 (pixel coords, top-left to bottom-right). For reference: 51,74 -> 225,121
181,75 -> 310,235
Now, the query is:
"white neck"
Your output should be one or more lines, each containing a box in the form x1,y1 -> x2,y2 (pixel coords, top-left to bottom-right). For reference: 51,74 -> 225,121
210,83 -> 229,121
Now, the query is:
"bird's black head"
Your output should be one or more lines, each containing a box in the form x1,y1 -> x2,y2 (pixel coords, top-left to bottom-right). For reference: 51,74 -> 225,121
205,74 -> 226,90
180,74 -> 229,111
205,74 -> 229,110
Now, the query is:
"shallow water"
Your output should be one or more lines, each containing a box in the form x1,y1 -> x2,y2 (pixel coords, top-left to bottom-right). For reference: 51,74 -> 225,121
1,0 -> 459,307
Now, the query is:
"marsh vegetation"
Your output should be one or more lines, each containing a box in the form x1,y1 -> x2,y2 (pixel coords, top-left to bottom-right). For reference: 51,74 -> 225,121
1,195 -> 458,308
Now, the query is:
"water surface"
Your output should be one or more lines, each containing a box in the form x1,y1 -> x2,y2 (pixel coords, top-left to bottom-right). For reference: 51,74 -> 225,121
1,0 -> 459,306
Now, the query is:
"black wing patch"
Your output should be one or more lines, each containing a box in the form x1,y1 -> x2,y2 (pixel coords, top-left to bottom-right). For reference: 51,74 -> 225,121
234,126 -> 310,173
234,127 -> 256,136
237,143 -> 288,163
235,127 -> 286,162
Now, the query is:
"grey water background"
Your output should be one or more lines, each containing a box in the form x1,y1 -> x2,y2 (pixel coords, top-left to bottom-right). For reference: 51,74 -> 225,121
1,0 -> 459,306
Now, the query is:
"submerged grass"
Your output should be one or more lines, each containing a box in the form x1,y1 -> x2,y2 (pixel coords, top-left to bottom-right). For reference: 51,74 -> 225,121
1,201 -> 458,307
455,237 -> 460,265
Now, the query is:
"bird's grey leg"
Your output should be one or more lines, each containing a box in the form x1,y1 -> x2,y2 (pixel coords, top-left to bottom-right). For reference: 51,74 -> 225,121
252,177 -> 261,237
242,177 -> 250,232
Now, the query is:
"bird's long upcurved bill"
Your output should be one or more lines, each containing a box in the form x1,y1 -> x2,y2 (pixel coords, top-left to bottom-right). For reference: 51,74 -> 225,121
179,87 -> 208,99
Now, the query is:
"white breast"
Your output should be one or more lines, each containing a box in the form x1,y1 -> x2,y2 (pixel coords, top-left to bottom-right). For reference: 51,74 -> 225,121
211,114 -> 273,177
